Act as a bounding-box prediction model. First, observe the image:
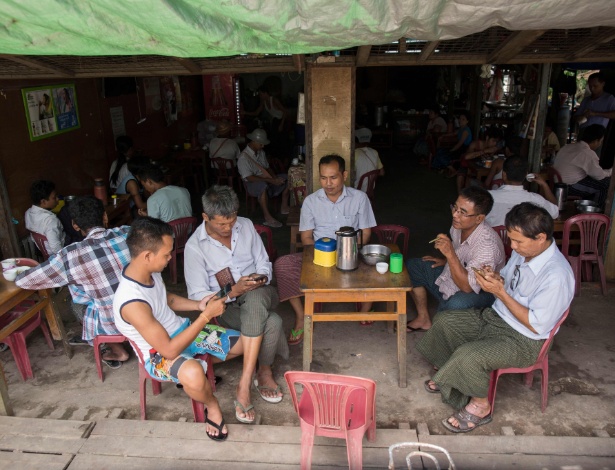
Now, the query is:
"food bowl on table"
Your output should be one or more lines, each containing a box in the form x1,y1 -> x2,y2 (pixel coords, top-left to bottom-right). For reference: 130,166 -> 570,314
360,244 -> 391,265
577,205 -> 602,214
376,262 -> 389,274
2,268 -> 19,282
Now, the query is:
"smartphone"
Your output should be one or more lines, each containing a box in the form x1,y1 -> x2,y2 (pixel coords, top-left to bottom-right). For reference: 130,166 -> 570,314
471,266 -> 487,279
214,283 -> 232,299
251,274 -> 267,282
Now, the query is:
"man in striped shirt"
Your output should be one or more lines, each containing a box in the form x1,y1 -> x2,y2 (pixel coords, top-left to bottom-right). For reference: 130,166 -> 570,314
405,187 -> 505,333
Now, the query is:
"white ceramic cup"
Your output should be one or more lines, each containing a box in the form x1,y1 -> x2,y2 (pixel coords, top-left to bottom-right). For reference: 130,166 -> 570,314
1,259 -> 16,271
376,262 -> 389,274
2,267 -> 19,282
526,173 -> 536,182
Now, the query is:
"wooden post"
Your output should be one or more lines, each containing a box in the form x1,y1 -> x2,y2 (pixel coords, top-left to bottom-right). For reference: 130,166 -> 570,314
0,166 -> 22,259
305,63 -> 355,193
528,63 -> 552,173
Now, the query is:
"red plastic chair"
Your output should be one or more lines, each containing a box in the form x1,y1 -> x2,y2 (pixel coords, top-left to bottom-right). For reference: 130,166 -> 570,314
126,339 -> 215,422
168,216 -> 198,284
30,231 -> 50,261
371,224 -> 409,257
242,179 -> 259,214
254,224 -> 278,262
285,371 -> 377,470
210,157 -> 241,193
93,334 -> 127,382
492,225 -> 512,261
490,178 -> 504,189
488,308 -> 570,413
356,169 -> 380,203
0,258 -> 54,381
562,213 -> 610,296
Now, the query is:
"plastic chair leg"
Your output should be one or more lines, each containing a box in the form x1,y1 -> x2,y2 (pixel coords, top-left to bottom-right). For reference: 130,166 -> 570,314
523,370 -> 535,388
299,422 -> 315,470
40,318 -> 55,351
191,399 -> 206,423
93,335 -> 127,382
540,367 -> 549,413
346,429 -> 366,470
598,258 -> 608,295
487,371 -> 500,413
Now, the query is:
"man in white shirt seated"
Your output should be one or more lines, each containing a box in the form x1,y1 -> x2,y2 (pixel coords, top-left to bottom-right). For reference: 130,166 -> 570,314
24,180 -> 66,255
354,136 -> 384,192
209,120 -> 240,169
486,156 -> 559,227
184,185 -> 288,425
553,124 -> 612,207
417,203 -> 574,433
135,164 -> 192,223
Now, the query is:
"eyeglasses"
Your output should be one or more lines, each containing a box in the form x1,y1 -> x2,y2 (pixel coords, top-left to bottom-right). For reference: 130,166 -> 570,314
509,264 -> 521,290
450,204 -> 478,218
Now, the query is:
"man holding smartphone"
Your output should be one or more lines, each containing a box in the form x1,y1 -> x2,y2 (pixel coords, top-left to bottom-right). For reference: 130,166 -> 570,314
113,217 -> 244,441
184,186 -> 287,425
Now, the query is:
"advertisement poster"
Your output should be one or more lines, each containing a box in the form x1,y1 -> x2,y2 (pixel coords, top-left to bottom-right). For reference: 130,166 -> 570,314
22,84 -> 80,141
160,76 -> 181,126
203,74 -> 235,123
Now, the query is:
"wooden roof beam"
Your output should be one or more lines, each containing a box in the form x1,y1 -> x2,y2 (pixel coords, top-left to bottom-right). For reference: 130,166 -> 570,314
567,28 -> 615,60
292,54 -> 304,72
487,30 -> 546,64
0,55 -> 75,77
356,45 -> 372,67
418,41 -> 440,62
171,57 -> 201,74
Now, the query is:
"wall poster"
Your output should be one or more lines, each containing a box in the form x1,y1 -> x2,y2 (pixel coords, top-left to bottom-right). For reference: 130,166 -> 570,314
22,84 -> 80,141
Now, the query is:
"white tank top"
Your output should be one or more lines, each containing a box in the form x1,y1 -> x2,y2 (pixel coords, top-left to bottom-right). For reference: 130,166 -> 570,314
113,270 -> 184,360
265,96 -> 283,120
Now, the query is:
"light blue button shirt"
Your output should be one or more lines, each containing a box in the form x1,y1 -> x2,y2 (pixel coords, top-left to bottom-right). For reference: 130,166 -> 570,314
493,241 -> 574,339
299,186 -> 376,240
183,217 -> 271,301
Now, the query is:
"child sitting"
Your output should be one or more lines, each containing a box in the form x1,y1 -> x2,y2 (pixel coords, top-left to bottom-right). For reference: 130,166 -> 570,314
24,180 -> 65,255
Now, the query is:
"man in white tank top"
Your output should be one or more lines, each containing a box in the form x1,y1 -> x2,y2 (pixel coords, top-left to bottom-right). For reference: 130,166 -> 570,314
113,217 -> 244,441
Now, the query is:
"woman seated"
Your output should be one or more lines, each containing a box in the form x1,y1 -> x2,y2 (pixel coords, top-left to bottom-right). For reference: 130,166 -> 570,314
115,155 -> 149,217
431,112 -> 472,171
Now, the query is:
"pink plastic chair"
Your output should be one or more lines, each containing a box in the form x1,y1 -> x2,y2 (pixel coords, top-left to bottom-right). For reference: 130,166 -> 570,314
127,338 -> 215,422
254,223 -> 278,262
490,178 -> 504,189
285,371 -> 377,470
168,216 -> 198,284
488,308 -> 570,413
93,334 -> 127,382
492,225 -> 512,261
0,258 -> 54,381
562,214 -> 610,296
371,224 -> 410,257
30,231 -> 50,261
356,169 -> 380,203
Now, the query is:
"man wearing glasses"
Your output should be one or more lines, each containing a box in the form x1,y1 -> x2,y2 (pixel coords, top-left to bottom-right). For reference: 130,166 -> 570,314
405,187 -> 505,332
417,203 -> 574,433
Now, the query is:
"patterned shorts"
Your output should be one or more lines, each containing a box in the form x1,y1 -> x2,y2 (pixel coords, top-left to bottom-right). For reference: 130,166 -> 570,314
144,320 -> 240,384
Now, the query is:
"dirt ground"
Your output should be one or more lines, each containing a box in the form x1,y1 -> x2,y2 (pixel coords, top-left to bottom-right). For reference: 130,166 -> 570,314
2,275 -> 614,438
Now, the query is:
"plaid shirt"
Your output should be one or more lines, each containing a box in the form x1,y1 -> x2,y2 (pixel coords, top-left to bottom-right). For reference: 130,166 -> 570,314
16,226 -> 130,341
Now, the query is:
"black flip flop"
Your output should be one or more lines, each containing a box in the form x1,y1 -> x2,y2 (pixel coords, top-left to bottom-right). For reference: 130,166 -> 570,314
205,411 -> 228,441
424,379 -> 440,394
407,325 -> 428,333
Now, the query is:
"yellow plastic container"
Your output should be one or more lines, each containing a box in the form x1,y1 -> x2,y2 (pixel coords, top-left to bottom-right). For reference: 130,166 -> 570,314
313,237 -> 337,267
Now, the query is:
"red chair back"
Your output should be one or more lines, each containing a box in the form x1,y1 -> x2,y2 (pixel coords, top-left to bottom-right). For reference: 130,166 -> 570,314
371,224 -> 409,257
30,232 -> 50,261
254,223 -> 278,262
168,216 -> 198,284
285,371 -> 376,470
490,178 -> 504,189
562,213 -> 610,296
357,169 -> 380,202
491,225 -> 512,261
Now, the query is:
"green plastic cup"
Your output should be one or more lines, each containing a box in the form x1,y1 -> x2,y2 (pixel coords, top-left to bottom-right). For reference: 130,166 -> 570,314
389,253 -> 403,273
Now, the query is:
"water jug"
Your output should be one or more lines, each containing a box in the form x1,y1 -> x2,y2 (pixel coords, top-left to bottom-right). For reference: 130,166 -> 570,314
554,183 -> 568,210
335,226 -> 362,271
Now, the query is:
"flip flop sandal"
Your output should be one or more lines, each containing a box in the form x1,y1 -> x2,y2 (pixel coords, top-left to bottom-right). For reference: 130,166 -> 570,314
253,378 -> 283,404
205,410 -> 228,441
102,359 -> 122,369
234,400 -> 255,424
424,379 -> 440,394
441,408 -> 493,433
288,328 -> 304,345
263,219 -> 283,228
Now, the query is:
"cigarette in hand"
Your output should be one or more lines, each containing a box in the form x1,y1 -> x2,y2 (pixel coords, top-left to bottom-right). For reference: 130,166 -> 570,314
429,237 -> 440,243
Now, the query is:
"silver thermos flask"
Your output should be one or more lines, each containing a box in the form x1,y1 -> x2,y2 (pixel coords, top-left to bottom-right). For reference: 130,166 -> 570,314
554,183 -> 568,210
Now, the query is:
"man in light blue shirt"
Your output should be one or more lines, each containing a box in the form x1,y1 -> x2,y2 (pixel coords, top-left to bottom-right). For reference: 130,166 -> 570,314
184,185 -> 287,425
135,164 -> 192,223
274,154 -> 377,345
417,202 -> 574,434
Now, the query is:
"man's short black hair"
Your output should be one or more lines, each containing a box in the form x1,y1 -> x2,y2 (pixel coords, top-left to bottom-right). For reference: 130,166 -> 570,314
459,186 -> 494,216
505,202 -> 553,240
127,216 -> 174,258
135,164 -> 164,183
503,156 -> 529,183
505,136 -> 524,157
319,154 -> 346,173
580,124 -> 606,144
68,196 -> 104,232
588,72 -> 605,83
30,180 -> 56,205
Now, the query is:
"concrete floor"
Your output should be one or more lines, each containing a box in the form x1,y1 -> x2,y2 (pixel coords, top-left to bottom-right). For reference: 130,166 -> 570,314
1,150 -> 614,466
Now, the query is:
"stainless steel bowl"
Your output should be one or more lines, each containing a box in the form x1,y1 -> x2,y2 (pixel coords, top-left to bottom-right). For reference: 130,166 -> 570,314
578,205 -> 602,213
575,199 -> 595,207
360,244 -> 391,265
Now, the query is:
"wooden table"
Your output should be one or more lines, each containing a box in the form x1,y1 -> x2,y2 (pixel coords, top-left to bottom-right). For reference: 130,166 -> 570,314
553,201 -> 580,246
0,275 -> 71,416
105,194 -> 131,227
300,244 -> 412,387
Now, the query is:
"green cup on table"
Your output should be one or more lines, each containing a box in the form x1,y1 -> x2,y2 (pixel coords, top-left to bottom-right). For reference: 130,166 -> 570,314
389,253 -> 403,273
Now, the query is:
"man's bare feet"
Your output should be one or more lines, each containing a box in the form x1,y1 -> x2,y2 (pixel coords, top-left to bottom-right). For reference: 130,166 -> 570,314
254,369 -> 283,402
205,404 -> 228,438
101,343 -> 129,362
235,385 -> 255,423
406,319 -> 431,332
443,399 -> 492,433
